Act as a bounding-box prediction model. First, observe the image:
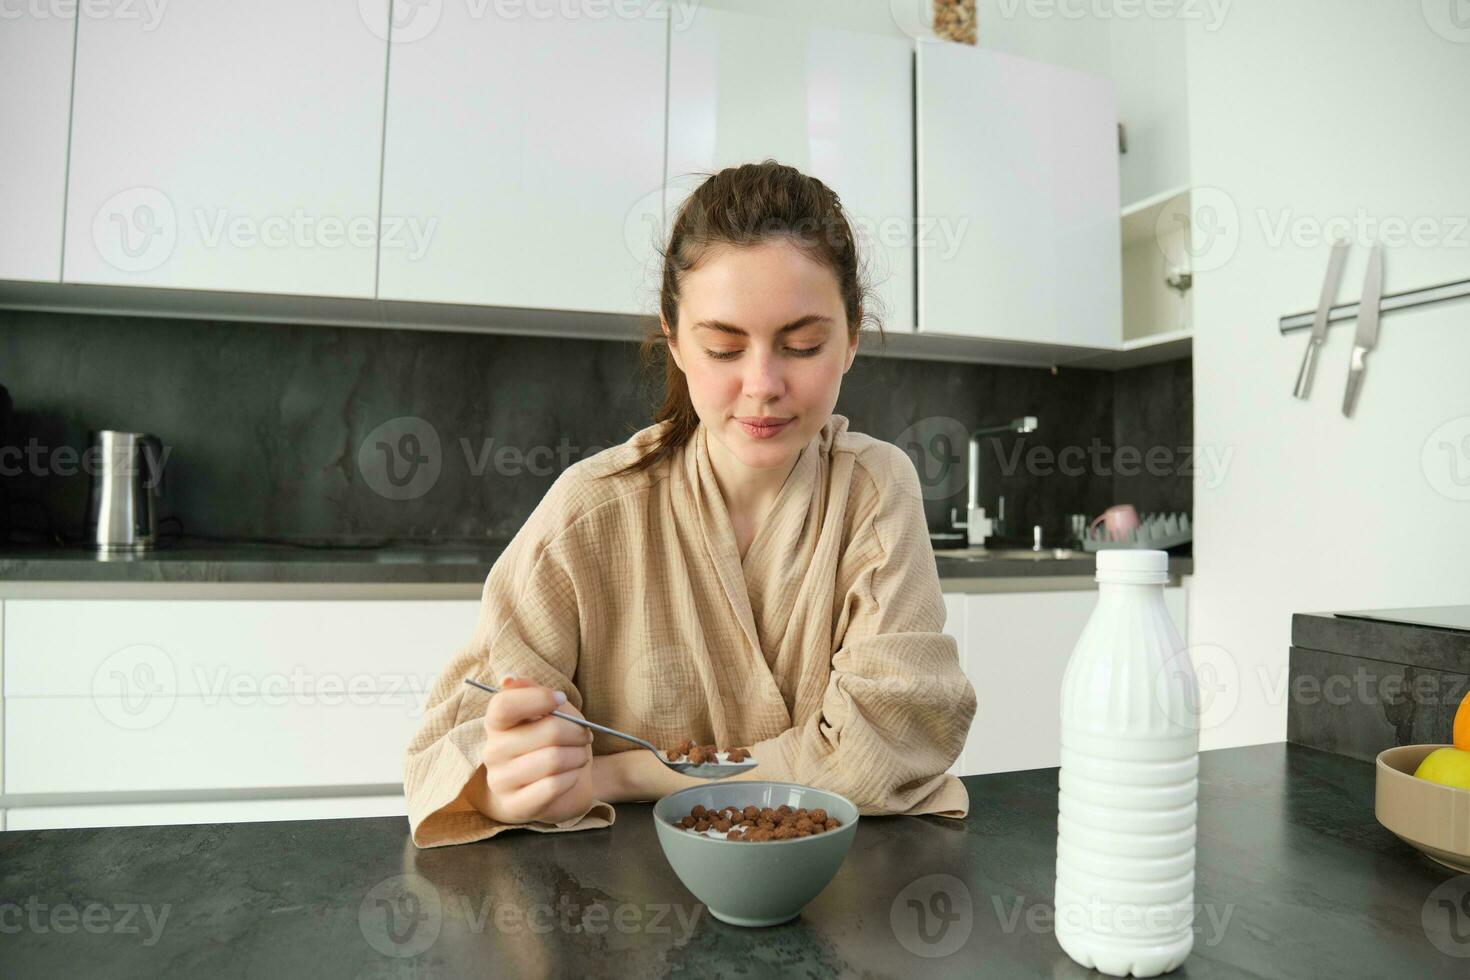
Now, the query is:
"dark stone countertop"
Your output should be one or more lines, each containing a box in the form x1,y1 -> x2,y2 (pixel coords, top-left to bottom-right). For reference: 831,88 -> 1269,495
1,742 -> 1462,978
0,539 -> 516,585
1293,608 -> 1470,673
0,539 -> 1190,586
1288,607 -> 1470,763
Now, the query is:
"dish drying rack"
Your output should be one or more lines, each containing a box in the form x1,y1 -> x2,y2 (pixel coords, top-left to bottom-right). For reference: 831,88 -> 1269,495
1081,512 -> 1192,552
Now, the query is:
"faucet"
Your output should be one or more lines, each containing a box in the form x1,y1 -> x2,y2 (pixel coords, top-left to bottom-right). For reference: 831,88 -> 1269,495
950,416 -> 1038,547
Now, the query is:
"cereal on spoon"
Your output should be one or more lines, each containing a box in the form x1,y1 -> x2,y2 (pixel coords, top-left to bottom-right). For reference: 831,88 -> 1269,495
663,738 -> 752,765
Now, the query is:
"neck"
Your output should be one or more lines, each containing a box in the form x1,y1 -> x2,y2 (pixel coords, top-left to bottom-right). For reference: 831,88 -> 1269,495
704,425 -> 803,521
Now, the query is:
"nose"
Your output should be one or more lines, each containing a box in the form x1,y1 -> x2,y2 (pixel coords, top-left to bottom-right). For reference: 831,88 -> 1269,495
742,347 -> 786,402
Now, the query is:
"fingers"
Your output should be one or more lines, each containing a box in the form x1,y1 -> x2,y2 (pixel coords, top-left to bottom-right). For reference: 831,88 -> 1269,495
487,744 -> 592,795
478,676 -> 592,765
481,677 -> 569,732
485,712 -> 592,763
504,769 -> 584,818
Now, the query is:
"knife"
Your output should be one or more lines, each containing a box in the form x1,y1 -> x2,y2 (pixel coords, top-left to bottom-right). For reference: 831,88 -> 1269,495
1293,239 -> 1349,399
1342,242 -> 1384,417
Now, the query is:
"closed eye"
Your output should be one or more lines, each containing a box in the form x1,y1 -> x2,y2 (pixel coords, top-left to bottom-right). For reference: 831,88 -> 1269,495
704,345 -> 824,361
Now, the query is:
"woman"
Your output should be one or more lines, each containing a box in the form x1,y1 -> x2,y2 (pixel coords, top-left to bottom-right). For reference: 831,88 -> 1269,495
404,161 -> 976,847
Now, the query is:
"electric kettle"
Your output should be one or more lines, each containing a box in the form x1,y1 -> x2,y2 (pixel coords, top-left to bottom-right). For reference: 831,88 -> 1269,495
84,430 -> 167,553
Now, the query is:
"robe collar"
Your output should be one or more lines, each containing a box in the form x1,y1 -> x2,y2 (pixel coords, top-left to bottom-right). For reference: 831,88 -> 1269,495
684,415 -> 845,659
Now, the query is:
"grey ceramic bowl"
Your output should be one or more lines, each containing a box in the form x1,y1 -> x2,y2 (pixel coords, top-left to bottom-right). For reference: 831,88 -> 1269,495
652,781 -> 859,927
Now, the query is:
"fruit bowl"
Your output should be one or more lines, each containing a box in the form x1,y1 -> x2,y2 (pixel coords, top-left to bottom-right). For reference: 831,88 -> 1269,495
1375,744 -> 1470,874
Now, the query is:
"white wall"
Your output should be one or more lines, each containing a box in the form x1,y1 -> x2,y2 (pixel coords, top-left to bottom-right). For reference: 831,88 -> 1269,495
1185,0 -> 1470,750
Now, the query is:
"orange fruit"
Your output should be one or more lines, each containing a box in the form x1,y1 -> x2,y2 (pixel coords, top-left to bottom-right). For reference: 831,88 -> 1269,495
1455,690 -> 1470,752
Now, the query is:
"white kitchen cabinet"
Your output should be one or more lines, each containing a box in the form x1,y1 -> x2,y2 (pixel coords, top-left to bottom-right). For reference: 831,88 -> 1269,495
0,11 -> 75,282
944,586 -> 1185,777
941,592 -> 967,776
1,599 -> 477,816
4,795 -> 406,832
666,0 -> 916,332
62,0 -> 390,296
7,697 -> 425,795
376,0 -> 666,314
916,42 -> 1122,348
1108,18 -> 1191,210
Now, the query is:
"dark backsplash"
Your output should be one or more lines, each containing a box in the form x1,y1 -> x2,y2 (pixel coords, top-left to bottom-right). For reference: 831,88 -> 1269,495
1,309 -> 1191,548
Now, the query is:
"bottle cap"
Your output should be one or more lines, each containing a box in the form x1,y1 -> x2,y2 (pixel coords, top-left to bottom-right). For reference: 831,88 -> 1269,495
1095,549 -> 1169,584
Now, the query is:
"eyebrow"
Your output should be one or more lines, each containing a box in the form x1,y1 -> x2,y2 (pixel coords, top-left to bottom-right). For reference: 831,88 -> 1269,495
692,314 -> 832,337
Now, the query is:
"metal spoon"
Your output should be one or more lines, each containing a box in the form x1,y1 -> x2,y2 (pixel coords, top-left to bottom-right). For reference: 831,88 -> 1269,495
463,678 -> 759,780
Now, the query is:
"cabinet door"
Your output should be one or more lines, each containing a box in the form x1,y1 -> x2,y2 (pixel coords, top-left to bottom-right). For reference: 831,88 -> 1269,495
376,1 -> 666,314
916,42 -> 1121,348
666,0 -> 915,332
1164,585 -> 1186,641
955,587 -> 1188,777
956,590 -> 1098,776
940,592 -> 969,775
0,11 -> 74,282
62,1 -> 389,296
1110,17 -> 1191,209
4,795 -> 407,832
3,598 -> 478,794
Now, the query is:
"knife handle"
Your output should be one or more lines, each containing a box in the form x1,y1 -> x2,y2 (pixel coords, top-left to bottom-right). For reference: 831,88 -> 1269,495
1293,338 -> 1323,399
1341,348 -> 1368,417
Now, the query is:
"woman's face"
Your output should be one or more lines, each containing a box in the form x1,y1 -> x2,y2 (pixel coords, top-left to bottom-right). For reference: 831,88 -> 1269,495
663,238 -> 859,475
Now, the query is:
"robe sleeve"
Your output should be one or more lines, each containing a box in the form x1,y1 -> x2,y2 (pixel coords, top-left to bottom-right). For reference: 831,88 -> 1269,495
402,471 -> 615,848
748,445 -> 977,817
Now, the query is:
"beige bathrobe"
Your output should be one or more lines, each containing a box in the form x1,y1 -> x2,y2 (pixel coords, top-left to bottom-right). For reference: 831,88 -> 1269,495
403,413 -> 976,848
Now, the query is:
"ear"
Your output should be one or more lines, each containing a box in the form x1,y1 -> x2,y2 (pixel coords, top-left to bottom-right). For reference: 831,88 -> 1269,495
844,328 -> 859,373
661,317 -> 684,371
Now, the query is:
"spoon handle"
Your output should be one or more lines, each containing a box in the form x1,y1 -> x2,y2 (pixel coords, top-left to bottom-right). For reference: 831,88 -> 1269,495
462,678 -> 659,754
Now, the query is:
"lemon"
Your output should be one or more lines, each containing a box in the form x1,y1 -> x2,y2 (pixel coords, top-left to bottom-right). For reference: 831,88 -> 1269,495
1414,746 -> 1470,790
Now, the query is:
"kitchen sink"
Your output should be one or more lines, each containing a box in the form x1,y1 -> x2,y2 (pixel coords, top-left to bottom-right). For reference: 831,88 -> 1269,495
933,546 -> 1081,561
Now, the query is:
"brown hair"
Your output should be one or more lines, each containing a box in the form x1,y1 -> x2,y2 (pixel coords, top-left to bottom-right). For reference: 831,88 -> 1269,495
609,159 -> 887,479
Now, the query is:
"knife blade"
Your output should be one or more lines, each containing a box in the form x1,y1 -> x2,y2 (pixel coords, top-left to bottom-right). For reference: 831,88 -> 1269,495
1293,238 -> 1349,399
1342,242 -> 1384,417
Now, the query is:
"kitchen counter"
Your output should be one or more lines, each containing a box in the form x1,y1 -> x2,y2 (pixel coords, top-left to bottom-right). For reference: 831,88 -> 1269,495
1293,607 -> 1470,672
0,539 -> 1190,598
0,539 -> 516,585
0,742 -> 1459,978
1289,606 -> 1470,763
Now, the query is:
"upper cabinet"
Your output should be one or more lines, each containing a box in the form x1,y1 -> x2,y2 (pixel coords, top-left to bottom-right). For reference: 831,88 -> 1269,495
0,12 -> 75,283
916,42 -> 1121,349
8,4 -> 1139,365
666,0 -> 916,332
1109,16 -> 1191,210
376,1 -> 667,315
62,1 -> 390,297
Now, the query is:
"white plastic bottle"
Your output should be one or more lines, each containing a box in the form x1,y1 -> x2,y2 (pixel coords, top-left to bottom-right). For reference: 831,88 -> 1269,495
1054,549 -> 1199,978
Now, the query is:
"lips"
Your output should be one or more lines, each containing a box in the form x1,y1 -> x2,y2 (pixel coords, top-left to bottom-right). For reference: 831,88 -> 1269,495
736,416 -> 793,439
